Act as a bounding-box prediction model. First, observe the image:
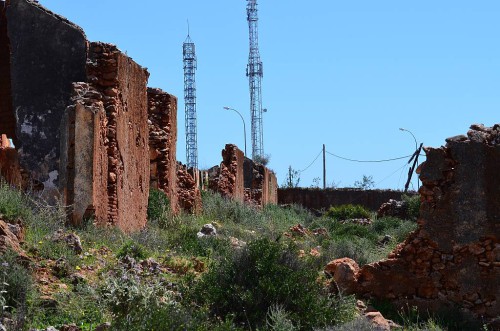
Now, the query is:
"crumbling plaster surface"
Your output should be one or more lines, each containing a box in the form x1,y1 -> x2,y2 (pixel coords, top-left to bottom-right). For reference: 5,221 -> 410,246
6,0 -> 87,198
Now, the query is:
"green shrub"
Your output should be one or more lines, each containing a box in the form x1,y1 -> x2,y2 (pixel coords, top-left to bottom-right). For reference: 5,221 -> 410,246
325,205 -> 371,221
402,194 -> 420,221
28,284 -> 105,330
202,191 -> 260,225
266,304 -> 299,331
320,317 -> 376,330
322,237 -> 381,266
147,188 -> 171,226
0,251 -> 33,315
116,240 -> 149,260
190,238 -> 357,330
100,267 -> 220,330
0,181 -> 32,221
330,223 -> 377,241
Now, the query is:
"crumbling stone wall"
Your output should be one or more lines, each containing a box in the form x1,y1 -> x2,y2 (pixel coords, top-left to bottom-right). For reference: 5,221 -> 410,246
1,0 -> 200,230
243,158 -> 278,207
148,88 -> 179,214
5,0 -> 87,198
177,164 -> 202,214
278,188 -> 407,211
333,124 -> 500,322
209,144 -> 245,202
62,43 -> 150,232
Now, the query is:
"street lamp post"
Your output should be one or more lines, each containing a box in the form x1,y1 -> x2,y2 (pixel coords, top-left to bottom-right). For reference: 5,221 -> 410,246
223,106 -> 247,156
399,128 -> 417,151
399,128 -> 420,190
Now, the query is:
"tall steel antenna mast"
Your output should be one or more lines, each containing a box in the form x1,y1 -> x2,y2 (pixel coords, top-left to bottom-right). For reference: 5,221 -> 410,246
183,24 -> 198,169
246,0 -> 264,161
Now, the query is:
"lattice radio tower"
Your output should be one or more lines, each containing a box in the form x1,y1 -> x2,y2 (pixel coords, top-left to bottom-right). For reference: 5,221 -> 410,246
183,27 -> 198,169
246,0 -> 264,161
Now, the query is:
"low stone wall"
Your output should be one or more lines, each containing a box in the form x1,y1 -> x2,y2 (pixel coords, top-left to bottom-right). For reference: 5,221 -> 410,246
330,124 -> 500,324
278,188 -> 407,211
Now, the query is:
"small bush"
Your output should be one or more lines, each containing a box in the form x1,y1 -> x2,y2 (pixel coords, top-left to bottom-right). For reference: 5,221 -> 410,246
116,240 -> 149,260
0,251 -> 33,312
266,304 -> 299,331
325,204 -> 371,221
28,284 -> 105,329
147,188 -> 171,226
100,267 -> 217,330
322,237 -> 381,266
202,191 -> 260,225
0,181 -> 32,221
402,194 -> 420,221
190,238 -> 357,330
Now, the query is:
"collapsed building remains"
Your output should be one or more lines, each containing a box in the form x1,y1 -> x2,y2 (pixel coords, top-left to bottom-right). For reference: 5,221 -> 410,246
0,0 -> 200,231
328,124 -> 500,324
208,144 -> 277,207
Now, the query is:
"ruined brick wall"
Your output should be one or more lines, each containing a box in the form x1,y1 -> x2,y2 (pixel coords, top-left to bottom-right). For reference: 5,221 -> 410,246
243,158 -> 278,207
345,124 -> 500,321
6,0 -> 87,198
62,43 -> 150,232
147,88 -> 178,214
209,144 -> 245,202
177,164 -> 202,214
268,169 -> 278,204
86,42 -> 150,231
278,188 -> 407,211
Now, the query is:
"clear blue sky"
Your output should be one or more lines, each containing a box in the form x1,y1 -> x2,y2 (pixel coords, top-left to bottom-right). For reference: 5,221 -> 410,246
40,0 -> 499,190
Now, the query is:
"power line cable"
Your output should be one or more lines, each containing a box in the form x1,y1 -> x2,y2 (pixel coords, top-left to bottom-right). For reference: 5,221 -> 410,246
299,149 -> 323,173
325,150 -> 413,163
376,161 -> 410,187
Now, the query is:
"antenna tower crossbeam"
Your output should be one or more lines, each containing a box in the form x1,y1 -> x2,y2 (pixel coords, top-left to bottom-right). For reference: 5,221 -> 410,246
246,0 -> 264,161
183,33 -> 198,169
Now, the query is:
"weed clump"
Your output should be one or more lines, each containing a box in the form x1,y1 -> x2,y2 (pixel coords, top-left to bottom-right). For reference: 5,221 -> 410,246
325,204 -> 371,221
116,240 -> 149,260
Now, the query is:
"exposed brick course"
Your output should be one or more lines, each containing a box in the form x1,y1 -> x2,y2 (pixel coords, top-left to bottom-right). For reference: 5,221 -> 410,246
148,88 -> 179,213
86,42 -> 149,231
209,144 -> 245,202
177,164 -> 202,214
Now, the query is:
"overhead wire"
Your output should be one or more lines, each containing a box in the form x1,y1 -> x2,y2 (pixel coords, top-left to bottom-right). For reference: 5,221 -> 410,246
325,150 -> 413,163
298,149 -> 323,173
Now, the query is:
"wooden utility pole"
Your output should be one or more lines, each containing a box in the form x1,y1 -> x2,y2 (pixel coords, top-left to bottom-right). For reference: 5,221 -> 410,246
323,144 -> 326,189
404,143 -> 423,193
